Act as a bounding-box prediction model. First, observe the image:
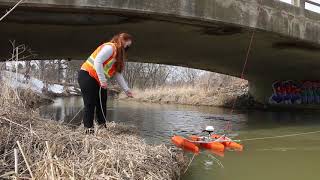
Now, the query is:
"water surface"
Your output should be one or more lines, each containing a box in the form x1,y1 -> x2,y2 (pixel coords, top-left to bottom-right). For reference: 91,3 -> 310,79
40,97 -> 320,180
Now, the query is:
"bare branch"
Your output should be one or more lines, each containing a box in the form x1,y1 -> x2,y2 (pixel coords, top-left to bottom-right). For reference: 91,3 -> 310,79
0,0 -> 24,22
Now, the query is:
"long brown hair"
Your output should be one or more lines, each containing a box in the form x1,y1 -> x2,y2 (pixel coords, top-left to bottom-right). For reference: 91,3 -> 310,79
109,33 -> 133,73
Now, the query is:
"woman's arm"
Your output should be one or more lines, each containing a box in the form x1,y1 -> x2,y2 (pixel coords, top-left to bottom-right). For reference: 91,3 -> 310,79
114,72 -> 130,93
94,45 -> 113,84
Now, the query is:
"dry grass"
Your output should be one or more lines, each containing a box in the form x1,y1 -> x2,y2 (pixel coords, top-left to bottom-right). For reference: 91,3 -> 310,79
0,79 -> 187,180
0,73 -> 52,109
120,83 -> 249,107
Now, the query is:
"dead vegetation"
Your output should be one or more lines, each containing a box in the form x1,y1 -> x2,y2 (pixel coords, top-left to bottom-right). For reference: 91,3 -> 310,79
119,82 -> 255,108
0,79 -> 187,179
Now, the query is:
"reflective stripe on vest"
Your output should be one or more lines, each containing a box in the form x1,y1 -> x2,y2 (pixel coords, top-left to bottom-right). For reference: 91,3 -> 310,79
81,42 -> 117,83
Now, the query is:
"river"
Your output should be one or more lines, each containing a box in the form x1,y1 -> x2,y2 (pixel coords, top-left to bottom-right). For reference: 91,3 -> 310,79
40,97 -> 320,180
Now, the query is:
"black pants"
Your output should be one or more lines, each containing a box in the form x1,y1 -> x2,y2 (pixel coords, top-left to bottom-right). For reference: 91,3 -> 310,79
78,70 -> 108,128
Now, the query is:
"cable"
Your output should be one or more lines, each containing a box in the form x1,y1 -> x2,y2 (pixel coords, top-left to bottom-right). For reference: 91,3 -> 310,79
240,130 -> 320,142
99,87 -> 108,122
225,29 -> 256,133
67,107 -> 84,125
225,0 -> 263,133
66,87 -> 106,127
184,153 -> 196,174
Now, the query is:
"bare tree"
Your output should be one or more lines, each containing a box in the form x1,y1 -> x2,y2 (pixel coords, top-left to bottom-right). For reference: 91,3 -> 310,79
182,68 -> 199,86
123,62 -> 172,89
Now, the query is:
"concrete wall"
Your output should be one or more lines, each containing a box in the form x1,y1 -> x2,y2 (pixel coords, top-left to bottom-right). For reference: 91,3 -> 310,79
0,0 -> 319,44
1,0 -> 320,105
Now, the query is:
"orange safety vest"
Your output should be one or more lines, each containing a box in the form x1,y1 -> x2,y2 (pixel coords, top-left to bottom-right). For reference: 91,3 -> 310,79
81,42 -> 117,84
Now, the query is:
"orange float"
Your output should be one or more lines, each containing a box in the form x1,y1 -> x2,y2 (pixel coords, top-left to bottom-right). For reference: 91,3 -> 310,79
171,135 -> 199,154
189,135 -> 225,152
171,126 -> 243,155
211,134 -> 243,151
209,149 -> 225,157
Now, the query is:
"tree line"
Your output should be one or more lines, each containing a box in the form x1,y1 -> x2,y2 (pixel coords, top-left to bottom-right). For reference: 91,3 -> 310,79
1,59 -> 241,90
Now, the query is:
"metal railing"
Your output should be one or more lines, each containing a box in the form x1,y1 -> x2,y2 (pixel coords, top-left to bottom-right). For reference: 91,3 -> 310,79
279,0 -> 320,13
305,0 -> 320,13
306,0 -> 320,6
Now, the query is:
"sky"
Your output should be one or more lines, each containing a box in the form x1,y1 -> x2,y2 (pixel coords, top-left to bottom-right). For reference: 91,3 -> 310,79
280,0 -> 320,13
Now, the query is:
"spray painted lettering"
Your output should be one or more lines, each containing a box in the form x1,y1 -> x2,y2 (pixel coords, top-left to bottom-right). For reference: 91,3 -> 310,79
269,80 -> 320,105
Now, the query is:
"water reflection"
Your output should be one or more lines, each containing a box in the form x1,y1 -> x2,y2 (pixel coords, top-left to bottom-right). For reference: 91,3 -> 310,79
39,97 -> 84,126
40,97 -> 320,143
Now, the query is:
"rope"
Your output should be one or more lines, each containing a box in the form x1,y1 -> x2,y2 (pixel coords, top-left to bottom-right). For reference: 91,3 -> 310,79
230,31 -> 256,112
62,87 -> 107,125
63,87 -> 106,127
183,153 -> 196,174
225,0 -> 262,133
240,130 -> 320,142
0,0 -> 24,22
225,29 -> 256,133
67,107 -> 84,125
99,87 -> 108,122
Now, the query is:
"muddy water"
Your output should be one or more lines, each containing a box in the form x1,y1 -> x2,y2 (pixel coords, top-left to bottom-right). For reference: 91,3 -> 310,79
40,97 -> 320,180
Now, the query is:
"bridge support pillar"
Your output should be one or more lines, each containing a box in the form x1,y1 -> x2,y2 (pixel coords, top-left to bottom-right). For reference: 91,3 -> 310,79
248,79 -> 274,105
292,0 -> 305,8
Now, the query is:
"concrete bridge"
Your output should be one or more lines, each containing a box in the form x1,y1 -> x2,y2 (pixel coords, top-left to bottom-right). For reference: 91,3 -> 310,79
0,0 -> 320,105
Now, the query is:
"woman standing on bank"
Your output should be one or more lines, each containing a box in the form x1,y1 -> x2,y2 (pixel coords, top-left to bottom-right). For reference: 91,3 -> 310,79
78,33 -> 133,134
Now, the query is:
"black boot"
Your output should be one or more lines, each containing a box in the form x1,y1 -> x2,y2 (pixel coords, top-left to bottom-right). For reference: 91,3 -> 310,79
85,128 -> 95,134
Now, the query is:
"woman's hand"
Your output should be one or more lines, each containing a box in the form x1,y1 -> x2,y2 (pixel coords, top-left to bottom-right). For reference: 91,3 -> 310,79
125,90 -> 134,98
101,82 -> 108,89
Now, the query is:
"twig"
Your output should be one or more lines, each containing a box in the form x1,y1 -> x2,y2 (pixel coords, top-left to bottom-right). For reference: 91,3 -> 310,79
0,0 -> 24,22
6,40 -> 37,62
46,141 -> 55,180
17,141 -> 34,179
14,148 -> 18,176
0,116 -> 39,138
4,122 -> 13,158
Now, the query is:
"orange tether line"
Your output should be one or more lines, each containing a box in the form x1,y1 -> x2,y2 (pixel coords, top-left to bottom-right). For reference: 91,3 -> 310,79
226,0 -> 263,133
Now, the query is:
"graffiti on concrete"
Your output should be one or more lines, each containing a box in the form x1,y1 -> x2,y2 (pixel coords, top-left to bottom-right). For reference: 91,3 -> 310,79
269,80 -> 320,105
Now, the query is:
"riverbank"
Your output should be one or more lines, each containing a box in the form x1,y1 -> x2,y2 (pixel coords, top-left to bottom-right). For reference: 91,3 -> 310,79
119,82 -> 264,109
1,70 -> 81,98
0,83 -> 187,179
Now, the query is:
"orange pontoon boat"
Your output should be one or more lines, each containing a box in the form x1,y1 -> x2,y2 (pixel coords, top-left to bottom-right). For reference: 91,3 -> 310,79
171,126 -> 243,155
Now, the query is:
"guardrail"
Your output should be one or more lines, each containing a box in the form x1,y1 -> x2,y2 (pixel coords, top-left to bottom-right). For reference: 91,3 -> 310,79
305,0 -> 320,7
305,0 -> 320,13
280,0 -> 320,13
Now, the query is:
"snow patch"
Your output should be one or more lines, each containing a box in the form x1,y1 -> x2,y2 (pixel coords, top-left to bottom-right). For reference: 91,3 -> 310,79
1,71 -> 79,95
48,84 -> 64,94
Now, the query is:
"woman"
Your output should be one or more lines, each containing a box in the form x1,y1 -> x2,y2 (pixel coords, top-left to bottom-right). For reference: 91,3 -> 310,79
78,33 -> 133,134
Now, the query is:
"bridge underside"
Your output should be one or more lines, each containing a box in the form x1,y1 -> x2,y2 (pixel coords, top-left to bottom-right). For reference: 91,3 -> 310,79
0,3 -> 320,104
